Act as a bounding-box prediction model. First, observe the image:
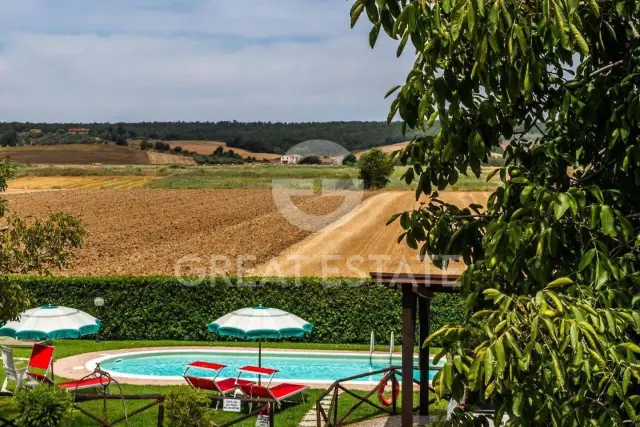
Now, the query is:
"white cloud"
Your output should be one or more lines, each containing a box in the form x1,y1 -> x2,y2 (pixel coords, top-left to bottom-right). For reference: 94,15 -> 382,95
0,1 -> 414,122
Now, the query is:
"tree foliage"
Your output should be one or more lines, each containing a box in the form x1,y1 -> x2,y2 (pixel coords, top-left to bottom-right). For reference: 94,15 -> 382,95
0,162 -> 84,323
353,0 -> 640,425
358,148 -> 396,189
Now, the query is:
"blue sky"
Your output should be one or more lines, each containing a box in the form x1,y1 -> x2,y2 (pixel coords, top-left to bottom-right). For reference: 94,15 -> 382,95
0,0 -> 414,122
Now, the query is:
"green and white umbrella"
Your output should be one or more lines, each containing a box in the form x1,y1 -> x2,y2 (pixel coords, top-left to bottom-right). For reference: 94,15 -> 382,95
208,306 -> 312,369
0,305 -> 100,341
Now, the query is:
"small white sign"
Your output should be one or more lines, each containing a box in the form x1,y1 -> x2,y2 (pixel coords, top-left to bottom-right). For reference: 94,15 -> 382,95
223,399 -> 242,413
255,415 -> 270,427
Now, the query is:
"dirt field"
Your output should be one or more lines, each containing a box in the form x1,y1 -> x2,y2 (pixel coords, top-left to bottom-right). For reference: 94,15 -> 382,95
146,151 -> 196,165
3,189 -> 490,277
8,176 -> 153,190
0,145 -> 150,165
169,140 -> 281,161
255,191 -> 491,277
4,189 -> 350,276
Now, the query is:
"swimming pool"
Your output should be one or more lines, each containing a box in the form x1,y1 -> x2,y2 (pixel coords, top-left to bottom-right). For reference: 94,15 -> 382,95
91,349 -> 442,384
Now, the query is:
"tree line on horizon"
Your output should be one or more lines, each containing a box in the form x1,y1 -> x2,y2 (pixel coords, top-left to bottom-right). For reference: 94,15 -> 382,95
0,121 -> 438,154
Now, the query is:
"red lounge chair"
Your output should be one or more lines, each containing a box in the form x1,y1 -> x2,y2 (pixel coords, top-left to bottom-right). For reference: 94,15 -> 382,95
236,366 -> 308,410
25,344 -> 55,385
183,361 -> 255,397
58,376 -> 111,393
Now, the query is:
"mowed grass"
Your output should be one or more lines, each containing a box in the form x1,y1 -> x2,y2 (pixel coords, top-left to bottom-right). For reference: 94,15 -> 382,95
149,165 -> 500,191
387,166 -> 501,191
148,165 -> 359,190
8,163 -> 500,191
0,340 -> 444,426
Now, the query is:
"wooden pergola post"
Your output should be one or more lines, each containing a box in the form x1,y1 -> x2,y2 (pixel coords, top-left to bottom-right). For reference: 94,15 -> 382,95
418,297 -> 430,425
371,272 -> 461,427
401,285 -> 416,427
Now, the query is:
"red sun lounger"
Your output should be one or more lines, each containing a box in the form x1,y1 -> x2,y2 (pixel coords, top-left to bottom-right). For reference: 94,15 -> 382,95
58,376 -> 111,392
236,366 -> 308,409
183,361 -> 255,397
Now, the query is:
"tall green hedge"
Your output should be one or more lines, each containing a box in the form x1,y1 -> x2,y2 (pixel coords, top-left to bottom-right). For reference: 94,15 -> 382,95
12,276 -> 466,345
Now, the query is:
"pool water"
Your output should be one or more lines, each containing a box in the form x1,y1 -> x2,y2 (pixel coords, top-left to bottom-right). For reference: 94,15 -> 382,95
97,350 -> 441,383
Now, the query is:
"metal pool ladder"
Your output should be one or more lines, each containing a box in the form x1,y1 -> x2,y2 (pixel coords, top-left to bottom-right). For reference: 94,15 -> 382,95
369,331 -> 395,365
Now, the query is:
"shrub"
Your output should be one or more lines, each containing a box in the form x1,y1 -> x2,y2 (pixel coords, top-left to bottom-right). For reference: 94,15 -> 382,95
358,148 -> 395,189
12,384 -> 72,427
299,155 -> 321,165
165,386 -> 212,427
15,276 -> 466,346
343,153 -> 357,166
154,141 -> 170,151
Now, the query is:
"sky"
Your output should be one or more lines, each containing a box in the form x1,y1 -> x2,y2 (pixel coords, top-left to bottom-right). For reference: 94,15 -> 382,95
0,0 -> 415,123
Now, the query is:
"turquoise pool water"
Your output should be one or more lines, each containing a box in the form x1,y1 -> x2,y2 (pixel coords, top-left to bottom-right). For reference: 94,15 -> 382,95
98,350 -> 441,383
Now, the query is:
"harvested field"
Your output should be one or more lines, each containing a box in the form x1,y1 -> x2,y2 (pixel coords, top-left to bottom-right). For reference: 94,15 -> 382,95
355,142 -> 409,158
255,191 -> 491,277
169,140 -> 281,161
0,144 -> 150,165
4,189 -> 352,276
8,176 -> 153,190
146,151 -> 196,165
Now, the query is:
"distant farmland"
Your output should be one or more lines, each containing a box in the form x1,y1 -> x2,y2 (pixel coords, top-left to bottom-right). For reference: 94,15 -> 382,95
168,140 -> 281,161
0,144 -> 151,165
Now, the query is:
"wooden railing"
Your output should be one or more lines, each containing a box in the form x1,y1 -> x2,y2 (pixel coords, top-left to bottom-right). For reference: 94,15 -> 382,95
73,393 -> 165,427
315,365 -> 440,427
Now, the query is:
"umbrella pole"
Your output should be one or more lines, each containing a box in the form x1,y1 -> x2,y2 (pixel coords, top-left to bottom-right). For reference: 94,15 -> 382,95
258,340 -> 262,385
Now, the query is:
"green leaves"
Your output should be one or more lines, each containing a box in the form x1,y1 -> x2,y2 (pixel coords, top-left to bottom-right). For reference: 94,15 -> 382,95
356,0 -> 640,424
470,131 -> 485,158
350,1 -> 365,28
547,277 -> 573,288
554,193 -> 571,219
600,205 -> 615,236
451,2 -> 467,41
570,24 -> 589,56
488,0 -> 500,34
369,24 -> 380,48
484,347 -> 494,384
384,85 -> 401,99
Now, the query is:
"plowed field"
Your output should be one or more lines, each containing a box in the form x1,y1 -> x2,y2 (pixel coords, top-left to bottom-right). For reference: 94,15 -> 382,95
4,189 -> 490,277
4,189 -> 350,276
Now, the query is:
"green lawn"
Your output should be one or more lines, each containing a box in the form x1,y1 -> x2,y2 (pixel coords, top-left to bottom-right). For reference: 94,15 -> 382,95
0,340 -> 444,426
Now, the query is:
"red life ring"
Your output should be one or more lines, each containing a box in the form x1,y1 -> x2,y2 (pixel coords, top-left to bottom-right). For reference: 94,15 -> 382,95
377,374 -> 400,407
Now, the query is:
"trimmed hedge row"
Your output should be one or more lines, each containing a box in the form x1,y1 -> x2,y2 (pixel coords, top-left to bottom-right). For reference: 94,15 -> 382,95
13,276 -> 466,345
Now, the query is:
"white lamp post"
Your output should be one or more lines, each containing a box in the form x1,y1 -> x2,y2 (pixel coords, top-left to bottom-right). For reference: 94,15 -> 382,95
94,297 -> 104,342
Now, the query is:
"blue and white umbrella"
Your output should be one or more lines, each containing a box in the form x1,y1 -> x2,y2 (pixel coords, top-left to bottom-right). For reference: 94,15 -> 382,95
0,305 -> 100,341
208,306 -> 312,339
208,306 -> 312,369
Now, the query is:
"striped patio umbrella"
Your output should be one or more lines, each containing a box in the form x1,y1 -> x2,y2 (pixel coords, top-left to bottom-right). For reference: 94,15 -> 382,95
0,305 -> 100,341
207,306 -> 312,369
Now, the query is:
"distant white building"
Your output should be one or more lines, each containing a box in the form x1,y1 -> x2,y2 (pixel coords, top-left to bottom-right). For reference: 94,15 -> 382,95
280,154 -> 303,164
329,156 -> 344,165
